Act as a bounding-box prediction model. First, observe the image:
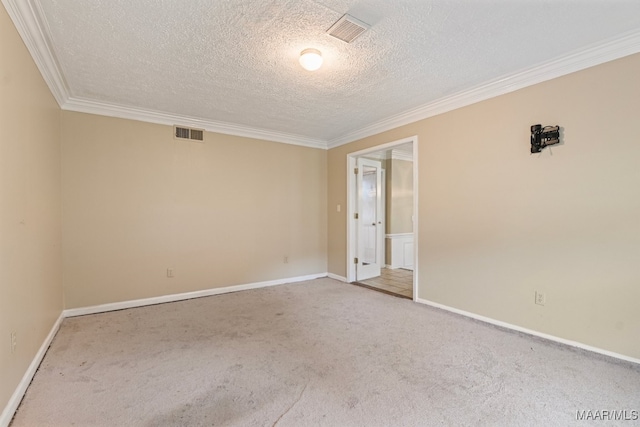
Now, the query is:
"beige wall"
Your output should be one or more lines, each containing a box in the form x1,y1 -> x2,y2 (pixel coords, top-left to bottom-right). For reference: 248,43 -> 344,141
3,0 -> 640,415
387,158 -> 413,234
62,112 -> 327,308
0,4 -> 63,413
328,53 -> 640,359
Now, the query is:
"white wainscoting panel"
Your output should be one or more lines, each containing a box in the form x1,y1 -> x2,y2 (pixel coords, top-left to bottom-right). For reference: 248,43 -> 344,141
386,233 -> 414,270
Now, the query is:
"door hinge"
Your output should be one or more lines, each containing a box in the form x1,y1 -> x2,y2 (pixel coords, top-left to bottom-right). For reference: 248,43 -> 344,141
354,167 -> 359,174
354,257 -> 358,264
354,213 -> 359,219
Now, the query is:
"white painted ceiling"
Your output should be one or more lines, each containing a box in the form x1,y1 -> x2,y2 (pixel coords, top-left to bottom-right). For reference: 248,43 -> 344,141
8,0 -> 640,147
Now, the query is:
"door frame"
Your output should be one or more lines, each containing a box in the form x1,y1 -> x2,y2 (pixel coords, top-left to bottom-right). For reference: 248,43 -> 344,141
346,135 -> 419,301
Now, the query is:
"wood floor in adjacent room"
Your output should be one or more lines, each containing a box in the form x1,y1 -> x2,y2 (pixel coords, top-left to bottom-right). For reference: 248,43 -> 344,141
356,268 -> 413,299
10,278 -> 640,427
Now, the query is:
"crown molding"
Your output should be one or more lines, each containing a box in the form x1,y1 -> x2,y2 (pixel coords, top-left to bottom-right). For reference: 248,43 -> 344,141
63,97 -> 327,149
4,0 -> 325,149
6,0 -> 640,151
359,149 -> 413,161
327,28 -> 640,149
2,0 -> 69,106
391,151 -> 413,162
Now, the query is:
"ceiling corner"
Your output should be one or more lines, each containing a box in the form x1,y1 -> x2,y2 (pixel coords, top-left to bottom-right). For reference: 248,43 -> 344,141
327,27 -> 640,150
3,0 -> 70,106
63,97 -> 329,150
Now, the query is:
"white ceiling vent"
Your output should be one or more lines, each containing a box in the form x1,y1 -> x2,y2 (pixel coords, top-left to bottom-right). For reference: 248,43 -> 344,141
174,126 -> 204,142
326,14 -> 370,43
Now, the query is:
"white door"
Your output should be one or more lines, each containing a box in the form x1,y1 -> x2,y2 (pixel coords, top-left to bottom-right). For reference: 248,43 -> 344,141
356,158 -> 384,281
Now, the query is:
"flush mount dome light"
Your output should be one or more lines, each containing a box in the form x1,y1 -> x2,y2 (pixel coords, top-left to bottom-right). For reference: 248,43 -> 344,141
299,48 -> 323,71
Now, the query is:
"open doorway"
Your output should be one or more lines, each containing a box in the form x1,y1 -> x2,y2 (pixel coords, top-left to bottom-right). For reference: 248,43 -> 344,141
347,136 -> 418,300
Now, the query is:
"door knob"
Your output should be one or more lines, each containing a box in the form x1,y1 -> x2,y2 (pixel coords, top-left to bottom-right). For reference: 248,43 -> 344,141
372,223 -> 376,226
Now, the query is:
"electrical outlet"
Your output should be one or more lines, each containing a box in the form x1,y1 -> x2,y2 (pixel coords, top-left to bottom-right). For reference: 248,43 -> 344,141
535,291 -> 546,306
167,268 -> 174,278
10,332 -> 16,353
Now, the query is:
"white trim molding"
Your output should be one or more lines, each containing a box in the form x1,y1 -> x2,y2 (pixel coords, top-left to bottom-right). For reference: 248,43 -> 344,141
385,233 -> 414,239
327,273 -> 348,282
0,313 -> 64,427
327,27 -> 640,148
385,233 -> 415,270
62,98 -> 328,150
1,0 -> 69,106
64,273 -> 327,317
4,277 -> 638,426
416,298 -> 640,366
346,136 -> 419,293
391,151 -> 413,162
5,0 -> 640,150
1,0 -> 325,150
1,273 -> 328,425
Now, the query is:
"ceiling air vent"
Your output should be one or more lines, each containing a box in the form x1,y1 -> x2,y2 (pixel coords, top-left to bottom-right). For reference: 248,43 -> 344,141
174,126 -> 204,142
326,14 -> 370,43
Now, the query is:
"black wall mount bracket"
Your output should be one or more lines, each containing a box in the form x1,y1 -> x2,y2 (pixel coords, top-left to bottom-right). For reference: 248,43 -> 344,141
531,124 -> 560,153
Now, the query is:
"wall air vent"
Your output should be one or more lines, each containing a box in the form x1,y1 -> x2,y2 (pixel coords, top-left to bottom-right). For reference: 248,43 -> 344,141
326,14 -> 370,43
174,126 -> 204,142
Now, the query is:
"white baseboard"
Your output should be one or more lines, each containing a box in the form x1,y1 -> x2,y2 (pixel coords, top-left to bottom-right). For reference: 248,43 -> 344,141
2,273 -> 328,425
64,273 -> 327,317
7,279 -> 636,427
416,297 -> 640,366
0,313 -> 64,427
384,265 -> 414,271
327,273 -> 348,282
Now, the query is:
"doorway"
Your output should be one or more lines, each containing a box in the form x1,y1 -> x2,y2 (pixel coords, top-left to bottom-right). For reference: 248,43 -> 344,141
347,136 -> 418,300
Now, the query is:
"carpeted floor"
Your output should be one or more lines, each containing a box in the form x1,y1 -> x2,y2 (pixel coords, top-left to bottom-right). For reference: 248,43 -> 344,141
11,278 -> 640,426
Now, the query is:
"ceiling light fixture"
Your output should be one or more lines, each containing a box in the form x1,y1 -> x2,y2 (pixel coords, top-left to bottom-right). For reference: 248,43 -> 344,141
299,48 -> 323,71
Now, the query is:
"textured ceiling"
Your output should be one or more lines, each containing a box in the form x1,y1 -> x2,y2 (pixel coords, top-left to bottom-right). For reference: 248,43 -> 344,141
21,1 -> 640,144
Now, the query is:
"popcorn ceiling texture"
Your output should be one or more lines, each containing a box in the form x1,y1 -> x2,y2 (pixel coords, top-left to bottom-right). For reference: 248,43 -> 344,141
39,0 -> 640,140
